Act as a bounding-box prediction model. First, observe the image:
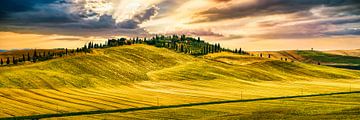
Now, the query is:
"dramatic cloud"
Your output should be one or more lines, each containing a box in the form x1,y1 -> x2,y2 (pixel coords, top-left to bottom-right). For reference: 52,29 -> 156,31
194,0 -> 360,23
0,0 -> 159,37
117,6 -> 159,29
165,29 -> 224,37
1,0 -> 360,50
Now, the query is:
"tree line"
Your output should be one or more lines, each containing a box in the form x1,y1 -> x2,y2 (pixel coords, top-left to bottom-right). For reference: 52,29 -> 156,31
0,34 -> 251,66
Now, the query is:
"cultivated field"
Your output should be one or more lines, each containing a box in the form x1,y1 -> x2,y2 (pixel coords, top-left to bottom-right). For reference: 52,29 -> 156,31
0,45 -> 360,119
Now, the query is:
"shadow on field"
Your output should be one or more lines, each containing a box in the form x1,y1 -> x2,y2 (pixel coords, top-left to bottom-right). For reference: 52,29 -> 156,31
2,91 -> 360,120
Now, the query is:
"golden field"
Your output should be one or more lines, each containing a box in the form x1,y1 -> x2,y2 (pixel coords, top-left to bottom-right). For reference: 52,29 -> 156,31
0,45 -> 359,119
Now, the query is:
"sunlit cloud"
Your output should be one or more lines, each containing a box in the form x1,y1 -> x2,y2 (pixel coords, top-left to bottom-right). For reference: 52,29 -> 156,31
0,0 -> 359,50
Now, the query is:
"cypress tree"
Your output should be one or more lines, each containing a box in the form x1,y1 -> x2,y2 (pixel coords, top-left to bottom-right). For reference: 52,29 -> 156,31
22,54 -> 26,62
6,57 -> 10,65
27,53 -> 30,61
211,45 -> 214,53
203,47 -> 206,55
88,42 -> 92,49
180,44 -> 184,52
12,57 -> 15,64
260,53 -> 263,57
235,49 -> 238,53
239,48 -> 242,54
0,58 -> 3,65
66,48 -> 68,55
268,54 -> 271,58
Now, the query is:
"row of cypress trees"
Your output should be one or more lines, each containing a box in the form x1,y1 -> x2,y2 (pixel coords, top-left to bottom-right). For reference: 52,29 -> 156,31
0,34 -> 247,66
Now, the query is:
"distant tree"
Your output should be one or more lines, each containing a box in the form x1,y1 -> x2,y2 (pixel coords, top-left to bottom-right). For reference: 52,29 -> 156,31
22,54 -> 26,62
317,61 -> 321,65
285,58 -> 288,61
27,53 -> 31,61
0,58 -> 3,65
235,49 -> 238,53
6,57 -> 10,65
88,42 -> 92,49
268,54 -> 271,58
239,48 -> 242,54
217,43 -> 221,52
180,44 -> 184,52
66,48 -> 68,55
281,57 -> 283,61
211,45 -> 214,53
12,57 -> 16,64
260,53 -> 263,57
197,37 -> 201,42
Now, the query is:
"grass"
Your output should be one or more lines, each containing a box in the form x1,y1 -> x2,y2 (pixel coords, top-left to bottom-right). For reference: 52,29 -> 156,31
4,91 -> 359,120
0,44 -> 359,119
297,50 -> 360,70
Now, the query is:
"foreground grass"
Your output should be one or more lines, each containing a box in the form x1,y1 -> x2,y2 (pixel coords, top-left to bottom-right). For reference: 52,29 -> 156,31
0,79 -> 359,118
3,91 -> 359,120
49,94 -> 360,120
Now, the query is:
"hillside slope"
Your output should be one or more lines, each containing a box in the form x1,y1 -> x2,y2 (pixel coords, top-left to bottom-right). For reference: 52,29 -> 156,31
0,45 -> 359,89
0,45 -> 195,88
324,49 -> 360,57
250,50 -> 360,70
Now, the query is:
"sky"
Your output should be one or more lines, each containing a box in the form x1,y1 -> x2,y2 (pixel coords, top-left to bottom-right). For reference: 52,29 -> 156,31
0,0 -> 359,51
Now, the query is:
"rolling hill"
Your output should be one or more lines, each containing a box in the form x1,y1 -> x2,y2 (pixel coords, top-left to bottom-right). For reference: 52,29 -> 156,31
0,44 -> 360,119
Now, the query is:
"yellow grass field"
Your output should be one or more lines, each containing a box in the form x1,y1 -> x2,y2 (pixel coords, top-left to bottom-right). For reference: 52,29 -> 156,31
0,45 -> 360,119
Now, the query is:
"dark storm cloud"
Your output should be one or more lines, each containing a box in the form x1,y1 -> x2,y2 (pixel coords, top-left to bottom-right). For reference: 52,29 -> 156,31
0,0 -> 58,19
193,0 -> 360,23
118,6 -> 159,29
0,0 -> 160,37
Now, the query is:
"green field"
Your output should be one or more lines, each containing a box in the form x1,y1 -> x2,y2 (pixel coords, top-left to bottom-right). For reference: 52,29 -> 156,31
0,44 -> 360,119
296,50 -> 360,70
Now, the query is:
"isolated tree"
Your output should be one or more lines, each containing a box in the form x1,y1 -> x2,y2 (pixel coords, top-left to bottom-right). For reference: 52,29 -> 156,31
268,54 -> 271,58
285,58 -> 288,61
6,57 -> 10,65
281,57 -> 283,61
317,61 -> 321,65
260,53 -> 263,57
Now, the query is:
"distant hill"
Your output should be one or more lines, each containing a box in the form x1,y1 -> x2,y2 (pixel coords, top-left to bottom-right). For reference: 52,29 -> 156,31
0,50 -> 6,52
0,44 -> 359,89
249,50 -> 360,70
324,49 -> 360,57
